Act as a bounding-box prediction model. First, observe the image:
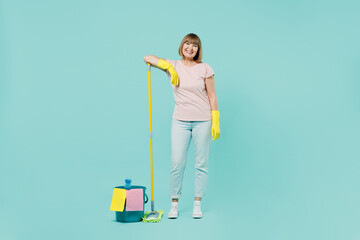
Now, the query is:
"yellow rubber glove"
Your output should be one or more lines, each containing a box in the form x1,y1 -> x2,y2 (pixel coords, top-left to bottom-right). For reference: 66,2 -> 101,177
156,59 -> 179,86
211,110 -> 220,140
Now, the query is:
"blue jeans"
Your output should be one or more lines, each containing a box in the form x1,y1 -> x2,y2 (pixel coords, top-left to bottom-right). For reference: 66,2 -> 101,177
169,119 -> 212,198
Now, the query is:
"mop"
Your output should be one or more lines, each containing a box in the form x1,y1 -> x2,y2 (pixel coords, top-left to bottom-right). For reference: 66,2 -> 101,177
142,63 -> 163,223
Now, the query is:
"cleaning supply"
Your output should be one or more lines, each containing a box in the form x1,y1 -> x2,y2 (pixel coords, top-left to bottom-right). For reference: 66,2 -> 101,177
125,188 -> 144,211
124,179 -> 132,190
142,63 -> 164,223
112,185 -> 149,222
143,210 -> 164,223
156,59 -> 179,86
211,110 -> 220,140
110,188 -> 127,212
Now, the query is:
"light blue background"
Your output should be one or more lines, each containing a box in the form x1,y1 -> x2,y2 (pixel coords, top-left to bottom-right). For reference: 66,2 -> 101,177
1,0 -> 360,239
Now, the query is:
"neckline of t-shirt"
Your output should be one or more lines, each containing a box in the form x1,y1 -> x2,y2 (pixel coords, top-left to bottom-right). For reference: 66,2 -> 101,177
179,59 -> 200,68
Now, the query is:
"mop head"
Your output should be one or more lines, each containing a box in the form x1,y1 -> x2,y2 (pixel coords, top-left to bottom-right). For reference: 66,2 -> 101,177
142,210 -> 164,223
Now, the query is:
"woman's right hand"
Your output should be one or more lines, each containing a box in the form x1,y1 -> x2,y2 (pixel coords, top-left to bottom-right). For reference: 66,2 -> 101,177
156,59 -> 179,86
168,68 -> 179,86
144,56 -> 179,86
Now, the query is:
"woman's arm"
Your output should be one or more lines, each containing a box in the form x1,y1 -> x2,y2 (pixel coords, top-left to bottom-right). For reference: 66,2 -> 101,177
144,55 -> 179,86
205,75 -> 219,110
206,75 -> 220,140
144,55 -> 168,72
144,55 -> 161,66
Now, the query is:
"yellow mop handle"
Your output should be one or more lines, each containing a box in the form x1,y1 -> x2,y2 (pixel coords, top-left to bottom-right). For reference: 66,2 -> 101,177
147,63 -> 154,208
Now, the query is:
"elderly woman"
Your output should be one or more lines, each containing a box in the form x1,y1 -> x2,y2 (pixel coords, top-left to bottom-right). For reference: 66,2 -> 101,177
144,33 -> 220,219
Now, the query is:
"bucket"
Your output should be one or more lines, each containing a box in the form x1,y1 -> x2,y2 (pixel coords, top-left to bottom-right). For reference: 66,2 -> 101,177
114,185 -> 148,222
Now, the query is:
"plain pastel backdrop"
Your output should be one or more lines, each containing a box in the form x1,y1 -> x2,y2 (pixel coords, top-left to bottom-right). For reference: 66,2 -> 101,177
1,0 -> 360,239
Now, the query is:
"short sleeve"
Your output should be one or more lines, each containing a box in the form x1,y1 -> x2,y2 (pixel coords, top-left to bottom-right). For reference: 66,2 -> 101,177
205,63 -> 214,78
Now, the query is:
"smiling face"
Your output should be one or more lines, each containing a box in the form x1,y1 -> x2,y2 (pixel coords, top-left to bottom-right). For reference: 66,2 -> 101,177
178,33 -> 203,63
182,41 -> 199,60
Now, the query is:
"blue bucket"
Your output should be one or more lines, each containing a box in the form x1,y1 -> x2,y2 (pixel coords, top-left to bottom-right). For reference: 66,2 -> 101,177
114,185 -> 148,222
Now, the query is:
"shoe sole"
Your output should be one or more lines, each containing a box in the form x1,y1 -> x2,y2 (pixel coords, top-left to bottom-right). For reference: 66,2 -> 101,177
192,215 -> 203,219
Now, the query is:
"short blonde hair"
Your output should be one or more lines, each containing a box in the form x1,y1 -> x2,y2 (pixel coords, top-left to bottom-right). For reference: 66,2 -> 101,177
178,33 -> 203,63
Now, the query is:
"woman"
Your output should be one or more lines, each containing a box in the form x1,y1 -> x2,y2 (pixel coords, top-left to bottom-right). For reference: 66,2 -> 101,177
144,33 -> 220,219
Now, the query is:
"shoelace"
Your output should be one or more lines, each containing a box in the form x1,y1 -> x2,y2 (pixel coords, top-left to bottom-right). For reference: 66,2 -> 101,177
193,203 -> 202,213
170,204 -> 178,211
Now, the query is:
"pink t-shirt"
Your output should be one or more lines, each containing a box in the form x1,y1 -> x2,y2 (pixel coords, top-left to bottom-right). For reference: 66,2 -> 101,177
165,59 -> 215,121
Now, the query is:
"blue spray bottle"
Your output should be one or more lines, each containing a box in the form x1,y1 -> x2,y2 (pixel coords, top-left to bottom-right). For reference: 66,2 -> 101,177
124,179 -> 132,190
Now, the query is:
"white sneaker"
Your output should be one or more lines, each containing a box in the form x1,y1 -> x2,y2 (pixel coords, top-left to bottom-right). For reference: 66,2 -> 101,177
192,201 -> 203,218
167,202 -> 179,219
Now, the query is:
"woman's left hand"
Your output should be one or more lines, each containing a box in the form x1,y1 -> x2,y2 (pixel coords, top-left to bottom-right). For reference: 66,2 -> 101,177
211,110 -> 220,140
